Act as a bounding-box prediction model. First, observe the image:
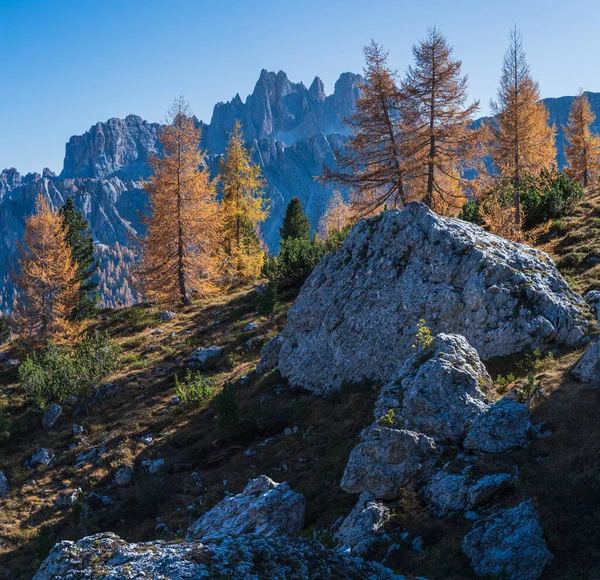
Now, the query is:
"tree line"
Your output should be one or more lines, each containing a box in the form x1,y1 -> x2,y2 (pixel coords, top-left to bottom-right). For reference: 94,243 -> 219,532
322,27 -> 600,237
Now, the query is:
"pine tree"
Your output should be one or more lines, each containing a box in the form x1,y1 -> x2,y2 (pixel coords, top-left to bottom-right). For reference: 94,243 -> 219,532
400,27 -> 482,212
137,98 -> 221,304
220,121 -> 268,283
13,194 -> 80,344
488,27 -> 556,230
321,40 -> 406,217
318,191 -> 351,240
280,197 -> 311,242
60,196 -> 98,318
564,91 -> 600,187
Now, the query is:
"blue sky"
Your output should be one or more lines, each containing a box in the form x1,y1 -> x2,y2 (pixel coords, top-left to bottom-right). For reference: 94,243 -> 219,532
2,0 -> 600,174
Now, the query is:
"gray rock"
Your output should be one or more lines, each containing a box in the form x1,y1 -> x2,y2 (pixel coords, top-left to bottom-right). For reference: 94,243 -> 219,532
187,475 -> 305,541
41,404 -> 62,430
423,471 -> 470,517
75,445 -> 106,468
141,458 -> 164,474
114,465 -> 134,487
246,335 -> 264,350
334,492 -> 391,555
189,346 -> 222,368
467,473 -> 514,507
0,471 -> 8,497
33,532 -> 403,580
243,321 -> 260,332
277,203 -> 591,394
157,310 -> 176,321
464,397 -> 531,453
72,423 -> 84,436
56,488 -> 81,509
572,340 -> 600,384
152,328 -> 164,335
30,448 -> 54,467
463,499 -> 552,579
256,335 -> 283,375
375,333 -> 493,443
340,425 -> 439,500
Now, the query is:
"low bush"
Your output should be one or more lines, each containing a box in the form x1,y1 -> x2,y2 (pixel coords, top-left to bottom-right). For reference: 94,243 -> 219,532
174,369 -> 214,407
255,281 -> 280,317
19,331 -> 121,408
213,382 -> 239,430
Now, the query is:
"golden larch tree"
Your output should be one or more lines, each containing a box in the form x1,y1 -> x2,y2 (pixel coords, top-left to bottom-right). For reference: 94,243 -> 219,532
400,27 -> 482,212
13,194 -> 80,344
137,98 -> 221,304
220,121 -> 268,284
564,90 -> 600,187
321,40 -> 407,218
318,191 -> 351,240
488,27 -> 556,229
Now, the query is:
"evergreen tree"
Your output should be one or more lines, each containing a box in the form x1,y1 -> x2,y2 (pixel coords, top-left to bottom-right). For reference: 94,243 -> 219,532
488,28 -> 556,231
13,195 -> 80,344
280,197 -> 311,242
400,27 -> 482,212
137,98 -> 221,304
60,196 -> 98,318
564,91 -> 600,187
220,121 -> 268,284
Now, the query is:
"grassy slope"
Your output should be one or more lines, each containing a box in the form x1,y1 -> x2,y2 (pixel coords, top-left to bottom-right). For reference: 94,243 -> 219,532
1,193 -> 600,579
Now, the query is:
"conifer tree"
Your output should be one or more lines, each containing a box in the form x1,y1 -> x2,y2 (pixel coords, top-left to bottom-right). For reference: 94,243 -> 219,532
220,121 -> 268,284
137,98 -> 221,304
60,196 -> 98,318
13,194 -> 80,344
318,191 -> 351,240
280,197 -> 311,242
321,40 -> 406,217
564,91 -> 600,187
488,27 -> 556,229
399,27 -> 482,212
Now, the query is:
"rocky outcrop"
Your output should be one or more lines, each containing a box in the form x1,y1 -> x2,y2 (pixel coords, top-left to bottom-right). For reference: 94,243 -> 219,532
463,397 -> 532,453
256,334 -> 283,375
34,532 -> 404,580
572,340 -> 600,384
277,203 -> 591,394
462,500 -> 552,579
187,475 -> 305,540
334,492 -> 390,555
374,334 -> 493,443
340,426 -> 439,500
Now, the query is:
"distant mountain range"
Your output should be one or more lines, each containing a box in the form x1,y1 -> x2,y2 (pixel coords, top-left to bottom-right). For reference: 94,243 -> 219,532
0,70 -> 597,309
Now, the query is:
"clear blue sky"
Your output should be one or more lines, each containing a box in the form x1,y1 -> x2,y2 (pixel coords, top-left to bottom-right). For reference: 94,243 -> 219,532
2,0 -> 599,174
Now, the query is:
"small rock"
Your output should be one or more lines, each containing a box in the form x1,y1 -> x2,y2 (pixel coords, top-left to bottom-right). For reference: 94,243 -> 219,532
114,465 -> 134,487
152,328 -> 164,335
72,423 -> 84,436
157,310 -> 176,321
467,473 -> 514,507
41,404 -> 63,430
141,458 -> 164,474
75,446 -> 106,468
243,322 -> 260,332
572,340 -> 600,384
0,471 -> 8,497
256,335 -> 283,375
463,499 -> 552,579
31,448 -> 54,467
5,359 -> 20,367
140,433 -> 153,445
189,346 -> 223,369
169,332 -> 177,338
56,488 -> 81,509
64,395 -> 78,406
411,536 -> 424,552
170,396 -> 181,405
245,335 -> 264,350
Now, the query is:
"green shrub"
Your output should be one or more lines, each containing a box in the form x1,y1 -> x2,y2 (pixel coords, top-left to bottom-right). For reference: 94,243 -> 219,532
256,281 -> 280,317
19,331 -> 121,408
0,316 -> 11,345
213,382 -> 239,430
174,369 -> 214,407
121,305 -> 161,331
495,373 -> 516,392
412,319 -> 433,352
517,372 -> 541,406
270,236 -> 327,290
458,200 -> 482,225
377,409 -> 396,427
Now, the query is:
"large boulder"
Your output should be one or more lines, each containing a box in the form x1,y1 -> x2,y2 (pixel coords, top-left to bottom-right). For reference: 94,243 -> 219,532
464,397 -> 531,453
375,333 -> 493,443
34,532 -> 404,580
187,475 -> 305,540
277,203 -> 591,394
334,492 -> 391,555
572,340 -> 600,384
340,426 -> 439,500
462,500 -> 552,579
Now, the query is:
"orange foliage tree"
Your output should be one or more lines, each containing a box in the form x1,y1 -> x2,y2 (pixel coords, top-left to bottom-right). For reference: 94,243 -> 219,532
564,91 -> 600,187
137,98 -> 221,304
318,191 -> 351,240
13,194 -> 80,344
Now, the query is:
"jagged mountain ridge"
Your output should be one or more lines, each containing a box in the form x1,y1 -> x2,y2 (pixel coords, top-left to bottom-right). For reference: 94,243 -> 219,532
1,72 -> 598,310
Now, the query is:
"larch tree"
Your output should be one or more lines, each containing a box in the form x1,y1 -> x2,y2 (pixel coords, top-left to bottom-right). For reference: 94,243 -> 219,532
60,196 -> 98,319
321,40 -> 406,218
13,194 -> 80,344
137,98 -> 221,304
318,191 -> 351,240
488,27 -> 556,229
220,120 -> 268,284
564,91 -> 600,187
399,27 -> 482,212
